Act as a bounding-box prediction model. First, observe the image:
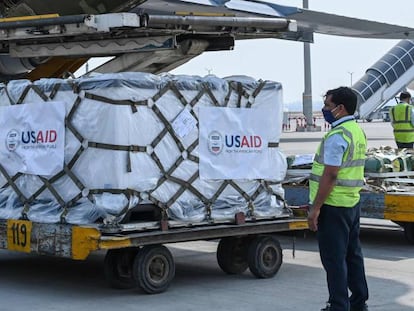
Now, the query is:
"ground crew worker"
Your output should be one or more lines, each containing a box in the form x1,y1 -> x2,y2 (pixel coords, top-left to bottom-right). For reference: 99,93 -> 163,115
390,91 -> 414,149
307,87 -> 369,311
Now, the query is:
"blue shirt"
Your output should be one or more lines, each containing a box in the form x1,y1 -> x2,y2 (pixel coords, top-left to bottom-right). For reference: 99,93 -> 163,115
323,116 -> 354,166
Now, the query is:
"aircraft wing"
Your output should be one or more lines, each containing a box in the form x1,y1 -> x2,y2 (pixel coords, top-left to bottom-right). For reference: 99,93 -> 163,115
282,9 -> 414,39
1,0 -> 414,80
134,0 -> 414,40
91,0 -> 414,75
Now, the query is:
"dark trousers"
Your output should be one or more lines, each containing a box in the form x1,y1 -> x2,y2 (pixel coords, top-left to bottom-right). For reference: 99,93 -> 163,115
396,141 -> 413,149
317,203 -> 369,311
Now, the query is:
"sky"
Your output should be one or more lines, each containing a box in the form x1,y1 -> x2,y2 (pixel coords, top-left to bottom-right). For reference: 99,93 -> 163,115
168,0 -> 414,108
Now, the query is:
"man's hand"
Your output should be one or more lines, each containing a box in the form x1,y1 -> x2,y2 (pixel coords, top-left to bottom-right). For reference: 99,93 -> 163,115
307,206 -> 320,232
307,165 -> 338,232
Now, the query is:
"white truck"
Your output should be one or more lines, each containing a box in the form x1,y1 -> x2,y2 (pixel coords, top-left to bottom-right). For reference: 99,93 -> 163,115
364,105 -> 393,122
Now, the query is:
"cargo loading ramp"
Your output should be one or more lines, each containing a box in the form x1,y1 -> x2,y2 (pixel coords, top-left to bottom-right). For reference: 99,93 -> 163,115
3,0 -> 414,80
0,12 -> 298,79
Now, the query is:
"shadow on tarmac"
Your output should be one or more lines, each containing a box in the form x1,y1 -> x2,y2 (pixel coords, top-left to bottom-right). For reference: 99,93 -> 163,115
0,228 -> 413,311
275,228 -> 414,261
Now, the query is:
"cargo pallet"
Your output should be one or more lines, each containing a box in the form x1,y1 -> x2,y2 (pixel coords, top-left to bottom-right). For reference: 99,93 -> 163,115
0,213 -> 308,294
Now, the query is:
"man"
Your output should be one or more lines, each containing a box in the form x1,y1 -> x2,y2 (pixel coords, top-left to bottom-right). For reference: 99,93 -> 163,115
390,91 -> 414,148
307,87 -> 369,311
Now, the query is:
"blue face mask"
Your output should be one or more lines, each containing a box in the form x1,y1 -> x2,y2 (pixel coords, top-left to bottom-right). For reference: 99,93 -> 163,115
322,106 -> 338,124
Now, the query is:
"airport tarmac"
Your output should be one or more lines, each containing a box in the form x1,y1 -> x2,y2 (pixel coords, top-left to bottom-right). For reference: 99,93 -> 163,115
0,119 -> 412,311
280,119 -> 395,156
0,229 -> 412,311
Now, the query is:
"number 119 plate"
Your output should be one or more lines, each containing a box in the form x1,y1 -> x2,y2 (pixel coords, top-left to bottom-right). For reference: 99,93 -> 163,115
7,220 -> 32,252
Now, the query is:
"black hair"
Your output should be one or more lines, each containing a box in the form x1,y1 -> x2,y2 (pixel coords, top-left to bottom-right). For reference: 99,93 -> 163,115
400,91 -> 411,101
325,86 -> 357,115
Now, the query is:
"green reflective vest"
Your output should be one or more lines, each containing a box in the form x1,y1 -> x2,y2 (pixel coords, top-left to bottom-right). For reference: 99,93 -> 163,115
309,119 -> 367,207
390,103 -> 414,143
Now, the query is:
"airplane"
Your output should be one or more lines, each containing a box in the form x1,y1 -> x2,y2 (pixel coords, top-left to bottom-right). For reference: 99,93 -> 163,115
1,0 -> 414,82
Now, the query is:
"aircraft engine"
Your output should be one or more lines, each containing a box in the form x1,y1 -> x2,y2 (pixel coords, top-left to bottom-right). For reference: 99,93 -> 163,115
0,0 -> 148,81
0,55 -> 49,80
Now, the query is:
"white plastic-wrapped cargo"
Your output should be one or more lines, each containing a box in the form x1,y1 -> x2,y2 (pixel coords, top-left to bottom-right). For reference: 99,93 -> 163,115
0,72 -> 288,225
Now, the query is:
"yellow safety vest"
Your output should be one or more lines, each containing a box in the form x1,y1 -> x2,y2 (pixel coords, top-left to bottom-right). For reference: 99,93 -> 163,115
309,120 -> 367,207
390,103 -> 414,143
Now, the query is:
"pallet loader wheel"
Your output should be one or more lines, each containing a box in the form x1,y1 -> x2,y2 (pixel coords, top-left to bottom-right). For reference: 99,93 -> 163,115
133,245 -> 175,294
104,248 -> 140,289
247,235 -> 282,279
216,237 -> 249,275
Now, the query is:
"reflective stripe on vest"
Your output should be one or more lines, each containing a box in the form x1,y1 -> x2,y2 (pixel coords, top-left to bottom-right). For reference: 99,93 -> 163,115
309,120 -> 366,207
309,173 -> 364,187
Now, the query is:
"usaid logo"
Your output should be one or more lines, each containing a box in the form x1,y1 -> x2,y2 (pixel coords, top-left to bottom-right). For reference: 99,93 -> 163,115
6,129 -> 19,152
208,131 -> 223,155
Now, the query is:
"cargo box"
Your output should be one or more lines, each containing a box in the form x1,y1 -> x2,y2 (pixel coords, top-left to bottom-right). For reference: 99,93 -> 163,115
0,73 -> 288,224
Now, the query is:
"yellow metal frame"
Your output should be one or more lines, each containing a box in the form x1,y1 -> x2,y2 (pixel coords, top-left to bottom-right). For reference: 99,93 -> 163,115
71,220 -> 309,260
26,57 -> 89,81
3,219 -> 309,260
0,14 -> 59,23
71,226 -> 101,260
384,193 -> 414,222
288,220 -> 308,230
71,226 -> 132,260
